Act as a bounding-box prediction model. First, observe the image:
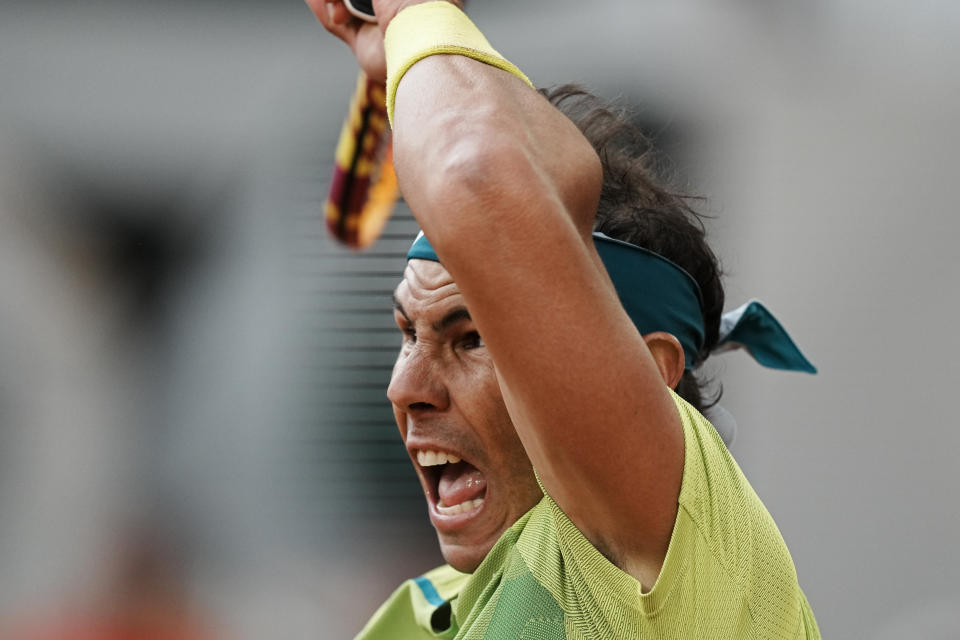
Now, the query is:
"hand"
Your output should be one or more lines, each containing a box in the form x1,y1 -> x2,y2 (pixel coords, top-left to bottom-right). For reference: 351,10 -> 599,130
305,0 -> 388,80
305,0 -> 465,82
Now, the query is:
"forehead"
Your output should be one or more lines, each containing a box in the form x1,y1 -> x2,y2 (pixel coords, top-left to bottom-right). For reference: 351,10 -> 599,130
393,259 -> 463,319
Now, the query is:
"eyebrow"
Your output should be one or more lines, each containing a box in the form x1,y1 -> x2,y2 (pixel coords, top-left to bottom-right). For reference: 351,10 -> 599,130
392,294 -> 473,333
392,294 -> 410,323
433,308 -> 472,333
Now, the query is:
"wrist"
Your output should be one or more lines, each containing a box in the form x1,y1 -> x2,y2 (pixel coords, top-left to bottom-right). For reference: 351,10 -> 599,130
376,0 -> 463,34
383,1 -> 533,126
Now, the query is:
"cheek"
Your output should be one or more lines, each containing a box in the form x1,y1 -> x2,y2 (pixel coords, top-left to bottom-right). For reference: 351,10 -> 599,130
459,356 -> 506,414
469,367 -> 524,453
448,358 -> 506,429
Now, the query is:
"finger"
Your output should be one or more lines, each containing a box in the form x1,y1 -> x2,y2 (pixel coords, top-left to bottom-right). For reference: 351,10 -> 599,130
330,2 -> 353,25
310,0 -> 359,46
307,0 -> 343,28
314,0 -> 352,26
304,0 -> 329,19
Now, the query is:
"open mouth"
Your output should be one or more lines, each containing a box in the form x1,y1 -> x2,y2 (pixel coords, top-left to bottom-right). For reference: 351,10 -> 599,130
416,449 -> 488,517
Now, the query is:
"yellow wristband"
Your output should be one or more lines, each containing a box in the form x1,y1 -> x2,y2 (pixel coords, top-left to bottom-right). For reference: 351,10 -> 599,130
384,1 -> 534,127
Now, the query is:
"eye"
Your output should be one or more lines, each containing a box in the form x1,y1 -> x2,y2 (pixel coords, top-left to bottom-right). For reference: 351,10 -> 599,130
394,311 -> 416,345
460,331 -> 484,350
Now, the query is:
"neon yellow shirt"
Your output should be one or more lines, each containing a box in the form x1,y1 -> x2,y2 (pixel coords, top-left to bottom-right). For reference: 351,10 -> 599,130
356,392 -> 820,639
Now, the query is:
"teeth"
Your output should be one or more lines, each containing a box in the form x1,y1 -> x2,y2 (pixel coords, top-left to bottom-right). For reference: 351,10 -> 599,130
416,450 -> 462,467
436,497 -> 485,515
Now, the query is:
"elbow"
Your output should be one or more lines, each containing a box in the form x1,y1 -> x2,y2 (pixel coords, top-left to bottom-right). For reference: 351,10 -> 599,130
418,134 -> 537,237
438,130 -> 529,187
432,134 -> 508,195
422,131 -> 601,242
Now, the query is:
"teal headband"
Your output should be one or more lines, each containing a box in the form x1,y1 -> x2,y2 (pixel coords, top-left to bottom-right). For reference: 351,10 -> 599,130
407,231 -> 815,374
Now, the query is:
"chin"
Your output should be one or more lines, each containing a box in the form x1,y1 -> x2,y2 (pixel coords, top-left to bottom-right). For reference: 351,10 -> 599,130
439,536 -> 500,574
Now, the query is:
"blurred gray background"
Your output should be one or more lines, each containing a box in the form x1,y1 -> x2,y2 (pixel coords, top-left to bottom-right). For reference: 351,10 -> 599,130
0,1 -> 958,638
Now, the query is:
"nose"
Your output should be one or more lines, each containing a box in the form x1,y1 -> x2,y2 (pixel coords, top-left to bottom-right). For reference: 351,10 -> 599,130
387,345 -> 450,413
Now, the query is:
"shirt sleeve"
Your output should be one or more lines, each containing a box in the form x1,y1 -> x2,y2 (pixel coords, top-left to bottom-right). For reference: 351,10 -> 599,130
672,390 -> 808,637
516,391 -> 815,638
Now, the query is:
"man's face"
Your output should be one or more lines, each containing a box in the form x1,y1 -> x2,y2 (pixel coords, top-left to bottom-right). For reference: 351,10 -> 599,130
388,259 -> 543,573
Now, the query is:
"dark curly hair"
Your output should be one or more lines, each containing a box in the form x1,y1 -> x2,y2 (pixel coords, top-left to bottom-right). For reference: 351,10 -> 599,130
541,85 -> 725,412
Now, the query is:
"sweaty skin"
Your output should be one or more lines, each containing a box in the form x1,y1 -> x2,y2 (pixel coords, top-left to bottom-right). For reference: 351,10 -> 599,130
389,259 -> 543,572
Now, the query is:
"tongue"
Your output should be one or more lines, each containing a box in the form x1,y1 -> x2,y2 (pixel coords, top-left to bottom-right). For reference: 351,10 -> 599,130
438,461 -> 487,507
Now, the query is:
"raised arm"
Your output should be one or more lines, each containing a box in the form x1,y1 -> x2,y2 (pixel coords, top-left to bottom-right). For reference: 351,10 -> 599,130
310,0 -> 685,587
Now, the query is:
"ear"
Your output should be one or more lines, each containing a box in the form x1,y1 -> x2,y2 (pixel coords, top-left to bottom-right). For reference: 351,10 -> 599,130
643,332 -> 686,389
